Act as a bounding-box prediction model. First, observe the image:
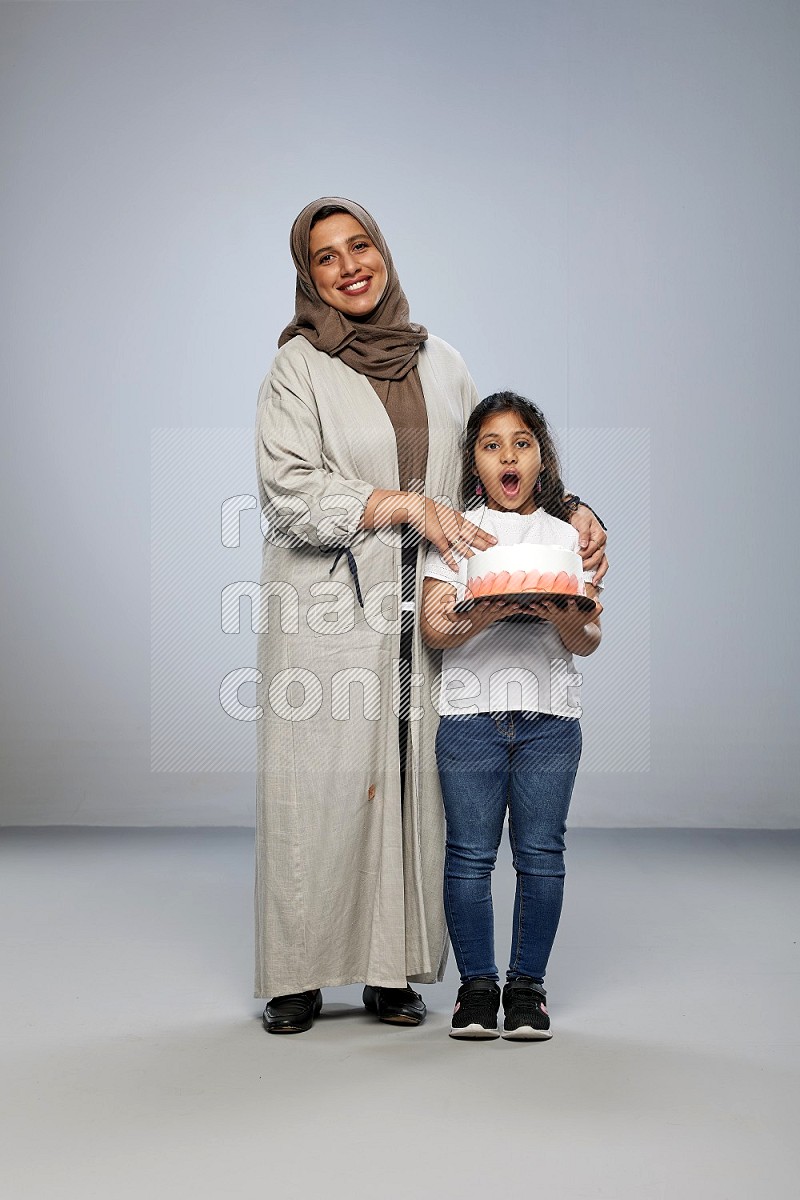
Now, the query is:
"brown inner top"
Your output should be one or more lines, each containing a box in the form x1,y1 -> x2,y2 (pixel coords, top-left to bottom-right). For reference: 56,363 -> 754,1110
369,367 -> 429,495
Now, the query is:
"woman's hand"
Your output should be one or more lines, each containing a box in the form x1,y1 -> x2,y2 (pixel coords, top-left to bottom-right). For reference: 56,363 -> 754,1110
361,490 -> 495,570
571,505 -> 608,584
407,495 -> 496,571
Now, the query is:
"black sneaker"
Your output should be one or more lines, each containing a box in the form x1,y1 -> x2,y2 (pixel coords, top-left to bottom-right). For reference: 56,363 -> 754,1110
502,977 -> 552,1040
449,978 -> 501,1039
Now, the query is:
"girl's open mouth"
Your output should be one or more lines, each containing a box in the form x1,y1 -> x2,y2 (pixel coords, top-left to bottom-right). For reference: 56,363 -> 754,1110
500,471 -> 520,497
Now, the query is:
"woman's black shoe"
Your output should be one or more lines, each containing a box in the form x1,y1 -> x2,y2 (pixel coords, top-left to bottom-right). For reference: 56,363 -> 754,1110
263,989 -> 322,1034
362,984 -> 426,1026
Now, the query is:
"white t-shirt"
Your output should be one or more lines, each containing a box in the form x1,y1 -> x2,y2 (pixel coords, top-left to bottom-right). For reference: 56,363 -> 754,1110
423,505 -> 593,719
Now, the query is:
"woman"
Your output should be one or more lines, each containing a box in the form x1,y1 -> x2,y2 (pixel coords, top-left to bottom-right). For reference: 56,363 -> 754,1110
254,197 -> 607,1033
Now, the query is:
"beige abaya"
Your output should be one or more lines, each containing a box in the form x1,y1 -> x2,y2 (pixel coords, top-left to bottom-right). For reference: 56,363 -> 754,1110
254,332 -> 479,997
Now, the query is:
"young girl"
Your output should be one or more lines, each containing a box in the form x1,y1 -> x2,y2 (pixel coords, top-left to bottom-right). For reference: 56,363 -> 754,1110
421,392 -> 603,1040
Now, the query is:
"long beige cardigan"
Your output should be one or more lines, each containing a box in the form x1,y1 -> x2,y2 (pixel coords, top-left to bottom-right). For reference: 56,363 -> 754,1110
254,333 -> 479,997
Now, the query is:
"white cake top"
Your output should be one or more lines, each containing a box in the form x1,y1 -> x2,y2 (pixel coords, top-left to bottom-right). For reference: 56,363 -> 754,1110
467,542 -> 582,581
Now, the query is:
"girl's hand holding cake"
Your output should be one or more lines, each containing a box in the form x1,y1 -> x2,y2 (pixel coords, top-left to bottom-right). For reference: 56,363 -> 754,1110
423,579 -> 525,647
531,591 -> 603,656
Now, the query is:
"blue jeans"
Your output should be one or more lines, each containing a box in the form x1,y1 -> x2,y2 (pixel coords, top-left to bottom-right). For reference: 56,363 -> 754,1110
435,711 -> 582,984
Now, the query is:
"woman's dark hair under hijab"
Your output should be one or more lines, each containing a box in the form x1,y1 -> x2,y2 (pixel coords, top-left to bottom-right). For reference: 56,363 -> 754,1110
309,204 -> 350,230
461,391 -> 571,521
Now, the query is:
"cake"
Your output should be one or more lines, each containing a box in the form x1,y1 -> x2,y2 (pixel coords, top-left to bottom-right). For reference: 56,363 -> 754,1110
466,543 -> 584,600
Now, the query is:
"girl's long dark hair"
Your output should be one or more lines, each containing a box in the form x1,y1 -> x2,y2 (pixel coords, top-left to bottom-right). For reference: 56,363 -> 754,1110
461,391 -> 571,521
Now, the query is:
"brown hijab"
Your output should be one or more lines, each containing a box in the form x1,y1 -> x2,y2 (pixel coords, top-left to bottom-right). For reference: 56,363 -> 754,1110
279,196 -> 428,382
279,196 -> 429,493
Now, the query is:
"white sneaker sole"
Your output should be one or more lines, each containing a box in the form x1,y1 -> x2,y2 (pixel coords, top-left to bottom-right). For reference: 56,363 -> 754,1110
449,1023 -> 500,1040
502,1025 -> 553,1040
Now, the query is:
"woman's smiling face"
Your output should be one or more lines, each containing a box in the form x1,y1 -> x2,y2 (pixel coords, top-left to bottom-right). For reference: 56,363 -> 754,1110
473,409 -> 542,514
308,212 -> 388,317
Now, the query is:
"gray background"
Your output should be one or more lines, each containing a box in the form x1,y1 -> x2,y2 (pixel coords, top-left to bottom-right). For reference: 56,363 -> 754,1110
1,0 -> 798,825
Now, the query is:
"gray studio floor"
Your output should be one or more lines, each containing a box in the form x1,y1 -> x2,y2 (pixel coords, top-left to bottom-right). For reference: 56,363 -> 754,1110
1,828 -> 798,1200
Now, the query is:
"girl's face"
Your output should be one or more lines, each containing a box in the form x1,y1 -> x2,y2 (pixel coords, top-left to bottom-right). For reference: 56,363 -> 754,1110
308,213 -> 388,317
473,409 -> 542,514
